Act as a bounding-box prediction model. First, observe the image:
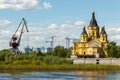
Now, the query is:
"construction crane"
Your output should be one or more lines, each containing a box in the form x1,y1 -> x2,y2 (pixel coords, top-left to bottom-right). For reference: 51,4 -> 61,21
65,37 -> 78,49
9,18 -> 29,54
65,37 -> 70,49
46,35 -> 55,51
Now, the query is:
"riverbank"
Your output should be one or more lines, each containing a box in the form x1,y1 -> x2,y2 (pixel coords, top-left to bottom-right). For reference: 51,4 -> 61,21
0,64 -> 120,70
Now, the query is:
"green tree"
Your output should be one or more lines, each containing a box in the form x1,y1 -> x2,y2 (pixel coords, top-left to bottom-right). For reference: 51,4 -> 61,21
107,41 -> 120,58
116,45 -> 120,58
66,47 -> 72,57
53,45 -> 67,58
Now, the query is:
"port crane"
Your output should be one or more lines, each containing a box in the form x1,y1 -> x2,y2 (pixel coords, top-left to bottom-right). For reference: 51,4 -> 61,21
9,18 -> 29,54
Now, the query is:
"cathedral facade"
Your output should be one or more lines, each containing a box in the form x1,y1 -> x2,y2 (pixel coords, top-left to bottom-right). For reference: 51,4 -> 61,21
72,11 -> 108,58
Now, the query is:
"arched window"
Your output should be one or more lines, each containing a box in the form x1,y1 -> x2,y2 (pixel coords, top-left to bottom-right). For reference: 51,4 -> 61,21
84,52 -> 85,55
103,37 -> 104,41
84,45 -> 85,47
83,37 -> 85,41
92,32 -> 94,36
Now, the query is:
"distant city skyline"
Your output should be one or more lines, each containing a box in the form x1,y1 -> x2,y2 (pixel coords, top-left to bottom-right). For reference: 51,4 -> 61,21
0,0 -> 120,50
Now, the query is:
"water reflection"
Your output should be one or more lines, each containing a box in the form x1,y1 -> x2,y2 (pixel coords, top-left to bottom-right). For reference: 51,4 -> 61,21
74,70 -> 107,80
0,70 -> 119,80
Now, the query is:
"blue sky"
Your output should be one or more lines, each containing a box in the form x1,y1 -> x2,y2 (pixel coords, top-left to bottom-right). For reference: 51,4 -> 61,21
0,0 -> 120,50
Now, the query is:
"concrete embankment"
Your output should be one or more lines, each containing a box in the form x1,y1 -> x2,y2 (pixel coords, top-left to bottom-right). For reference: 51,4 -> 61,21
73,58 -> 120,65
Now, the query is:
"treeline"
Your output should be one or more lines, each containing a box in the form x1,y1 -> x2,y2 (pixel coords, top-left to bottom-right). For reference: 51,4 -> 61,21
107,41 -> 120,58
0,41 -> 119,65
0,45 -> 72,65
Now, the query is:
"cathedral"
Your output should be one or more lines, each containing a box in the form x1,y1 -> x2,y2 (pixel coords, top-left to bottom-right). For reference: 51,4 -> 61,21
72,11 -> 108,58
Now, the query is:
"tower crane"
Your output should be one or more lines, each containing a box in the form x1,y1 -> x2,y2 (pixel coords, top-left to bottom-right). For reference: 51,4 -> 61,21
9,18 -> 29,54
46,35 -> 55,51
65,37 -> 70,49
65,37 -> 78,49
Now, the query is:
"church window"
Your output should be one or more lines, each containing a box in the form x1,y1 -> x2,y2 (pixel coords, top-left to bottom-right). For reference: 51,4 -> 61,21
84,52 -> 86,55
92,32 -> 94,36
76,52 -> 78,54
103,37 -> 104,41
84,45 -> 85,47
84,37 -> 85,41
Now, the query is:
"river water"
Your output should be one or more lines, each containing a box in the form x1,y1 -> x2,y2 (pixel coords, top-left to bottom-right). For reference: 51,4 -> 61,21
0,70 -> 120,80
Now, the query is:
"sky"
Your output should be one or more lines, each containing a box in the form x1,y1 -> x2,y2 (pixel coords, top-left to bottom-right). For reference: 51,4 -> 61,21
0,0 -> 120,51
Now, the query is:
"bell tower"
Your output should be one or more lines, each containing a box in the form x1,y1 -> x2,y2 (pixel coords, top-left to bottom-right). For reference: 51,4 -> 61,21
100,26 -> 107,42
87,11 -> 99,39
80,27 -> 88,42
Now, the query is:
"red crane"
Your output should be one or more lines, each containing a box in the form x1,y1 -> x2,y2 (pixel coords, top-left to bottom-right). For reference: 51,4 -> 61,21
9,18 -> 29,54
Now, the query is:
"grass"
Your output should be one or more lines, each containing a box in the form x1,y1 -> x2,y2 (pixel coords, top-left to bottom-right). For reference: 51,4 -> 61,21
0,64 -> 120,70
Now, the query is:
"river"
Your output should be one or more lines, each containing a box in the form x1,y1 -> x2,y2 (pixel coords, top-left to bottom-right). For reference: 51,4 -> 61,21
0,70 -> 120,80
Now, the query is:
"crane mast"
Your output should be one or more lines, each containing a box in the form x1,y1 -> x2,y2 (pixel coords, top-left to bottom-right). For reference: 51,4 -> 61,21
46,35 -> 55,51
9,18 -> 29,54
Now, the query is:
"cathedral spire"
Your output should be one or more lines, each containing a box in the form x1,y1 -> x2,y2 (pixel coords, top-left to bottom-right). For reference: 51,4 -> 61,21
100,26 -> 106,34
81,26 -> 87,34
89,11 -> 98,27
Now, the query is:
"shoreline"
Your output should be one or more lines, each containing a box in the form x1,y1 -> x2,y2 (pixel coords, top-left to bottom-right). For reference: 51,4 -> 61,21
0,64 -> 120,70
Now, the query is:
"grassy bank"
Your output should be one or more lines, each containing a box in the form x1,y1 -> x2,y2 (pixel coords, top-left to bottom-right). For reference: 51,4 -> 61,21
0,64 -> 120,70
0,50 -> 120,71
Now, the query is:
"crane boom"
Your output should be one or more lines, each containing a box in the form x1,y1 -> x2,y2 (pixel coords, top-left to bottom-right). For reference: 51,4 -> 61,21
23,18 -> 29,32
14,20 -> 22,35
17,18 -> 29,45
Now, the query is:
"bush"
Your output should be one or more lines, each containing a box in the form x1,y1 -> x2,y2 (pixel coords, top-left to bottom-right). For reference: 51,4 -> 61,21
53,45 -> 70,58
0,48 -> 73,65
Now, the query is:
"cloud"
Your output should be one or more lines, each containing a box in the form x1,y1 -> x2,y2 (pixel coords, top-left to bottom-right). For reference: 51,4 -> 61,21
60,21 -> 86,30
109,35 -> 120,42
0,30 -> 11,35
30,36 -> 45,42
74,21 -> 86,27
0,0 -> 53,10
48,24 -> 57,29
108,27 -> 120,34
43,2 -> 53,9
0,20 -> 12,26
61,23 -> 72,29
106,27 -> 120,44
